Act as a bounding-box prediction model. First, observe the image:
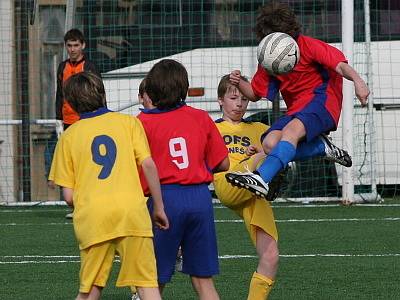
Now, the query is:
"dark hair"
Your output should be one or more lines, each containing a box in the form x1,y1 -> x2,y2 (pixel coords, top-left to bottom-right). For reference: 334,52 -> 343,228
63,72 -> 106,113
217,74 -> 248,99
145,59 -> 189,110
254,1 -> 301,41
64,28 -> 85,44
138,78 -> 146,96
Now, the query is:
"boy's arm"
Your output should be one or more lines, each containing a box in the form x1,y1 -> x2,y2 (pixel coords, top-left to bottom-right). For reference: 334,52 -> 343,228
230,70 -> 261,102
213,156 -> 230,173
335,62 -> 369,106
62,187 -> 74,207
141,157 -> 169,230
245,144 -> 264,156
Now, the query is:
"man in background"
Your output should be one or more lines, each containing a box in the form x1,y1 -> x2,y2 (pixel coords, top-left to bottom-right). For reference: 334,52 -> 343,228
53,28 -> 102,218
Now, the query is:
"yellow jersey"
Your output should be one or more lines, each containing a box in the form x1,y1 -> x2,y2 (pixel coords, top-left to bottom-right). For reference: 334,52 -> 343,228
49,108 -> 153,249
215,118 -> 268,169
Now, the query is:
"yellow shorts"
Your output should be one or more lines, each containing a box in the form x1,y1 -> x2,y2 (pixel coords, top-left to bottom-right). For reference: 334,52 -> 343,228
79,236 -> 157,293
214,157 -> 278,243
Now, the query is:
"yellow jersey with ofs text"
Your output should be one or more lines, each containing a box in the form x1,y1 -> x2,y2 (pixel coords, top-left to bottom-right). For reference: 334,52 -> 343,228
215,118 -> 268,169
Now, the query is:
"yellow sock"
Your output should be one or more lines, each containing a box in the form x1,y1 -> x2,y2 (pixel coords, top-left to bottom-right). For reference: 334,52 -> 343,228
130,286 -> 137,294
247,272 -> 274,300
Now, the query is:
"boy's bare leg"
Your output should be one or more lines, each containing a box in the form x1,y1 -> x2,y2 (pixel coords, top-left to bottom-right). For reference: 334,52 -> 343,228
255,228 -> 279,279
76,286 -> 102,300
249,152 -> 266,171
137,287 -> 162,300
246,229 -> 279,300
191,277 -> 220,300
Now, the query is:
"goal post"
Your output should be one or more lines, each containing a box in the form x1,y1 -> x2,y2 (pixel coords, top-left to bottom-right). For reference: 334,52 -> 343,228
0,0 -> 16,203
341,0 -> 355,202
340,0 -> 381,203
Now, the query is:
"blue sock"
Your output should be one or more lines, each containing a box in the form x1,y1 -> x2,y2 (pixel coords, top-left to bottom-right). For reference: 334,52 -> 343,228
257,141 -> 296,183
294,136 -> 325,161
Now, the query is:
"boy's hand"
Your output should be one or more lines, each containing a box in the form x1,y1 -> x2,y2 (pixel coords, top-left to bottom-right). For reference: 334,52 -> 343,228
354,79 -> 369,107
246,145 -> 261,156
152,209 -> 169,230
230,70 -> 242,86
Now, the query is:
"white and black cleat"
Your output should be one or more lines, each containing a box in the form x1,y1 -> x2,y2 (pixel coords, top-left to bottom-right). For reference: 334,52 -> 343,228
320,134 -> 352,167
225,171 -> 269,199
131,292 -> 141,300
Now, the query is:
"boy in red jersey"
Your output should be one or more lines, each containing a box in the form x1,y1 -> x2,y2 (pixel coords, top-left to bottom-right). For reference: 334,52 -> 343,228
137,59 -> 229,299
226,1 -> 370,198
138,77 -> 185,271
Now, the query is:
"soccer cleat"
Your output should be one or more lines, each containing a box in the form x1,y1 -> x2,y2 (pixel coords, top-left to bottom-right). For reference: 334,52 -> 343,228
225,171 -> 269,199
265,167 -> 288,201
65,212 -> 73,219
320,134 -> 352,167
131,293 -> 141,300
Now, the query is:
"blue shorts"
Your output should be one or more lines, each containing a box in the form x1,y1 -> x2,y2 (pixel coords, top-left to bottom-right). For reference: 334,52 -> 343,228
262,101 -> 336,142
148,184 -> 219,284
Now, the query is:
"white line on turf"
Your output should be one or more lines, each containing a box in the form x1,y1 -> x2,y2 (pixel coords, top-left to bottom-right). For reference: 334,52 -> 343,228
2,203 -> 400,213
1,217 -> 400,226
2,255 -> 79,258
220,253 -> 400,258
0,209 -> 69,213
276,217 -> 400,222
0,260 -> 81,264
216,217 -> 400,223
0,222 -> 71,226
214,203 -> 400,208
2,253 -> 400,264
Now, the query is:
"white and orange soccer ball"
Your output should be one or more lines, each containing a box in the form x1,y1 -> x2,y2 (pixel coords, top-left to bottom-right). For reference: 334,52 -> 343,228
257,32 -> 300,76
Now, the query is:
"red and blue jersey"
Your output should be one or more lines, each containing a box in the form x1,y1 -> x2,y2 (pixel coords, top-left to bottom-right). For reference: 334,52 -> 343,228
137,104 -> 228,193
251,34 -> 347,126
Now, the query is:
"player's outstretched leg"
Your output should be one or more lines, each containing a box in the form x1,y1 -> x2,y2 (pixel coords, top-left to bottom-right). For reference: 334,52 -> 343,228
320,134 -> 352,167
225,170 -> 269,199
292,134 -> 352,167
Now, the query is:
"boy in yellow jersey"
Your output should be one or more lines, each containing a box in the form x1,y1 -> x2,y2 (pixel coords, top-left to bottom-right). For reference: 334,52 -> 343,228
49,72 -> 169,300
213,74 -> 279,299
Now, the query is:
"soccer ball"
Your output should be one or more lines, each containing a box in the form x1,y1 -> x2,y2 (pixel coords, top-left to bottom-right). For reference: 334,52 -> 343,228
257,32 -> 300,76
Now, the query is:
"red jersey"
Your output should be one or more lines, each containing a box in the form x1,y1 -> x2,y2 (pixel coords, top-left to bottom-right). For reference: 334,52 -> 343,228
137,104 -> 228,193
251,34 -> 347,125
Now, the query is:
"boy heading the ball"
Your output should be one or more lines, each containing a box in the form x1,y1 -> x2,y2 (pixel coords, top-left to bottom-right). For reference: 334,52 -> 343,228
227,1 -> 369,198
